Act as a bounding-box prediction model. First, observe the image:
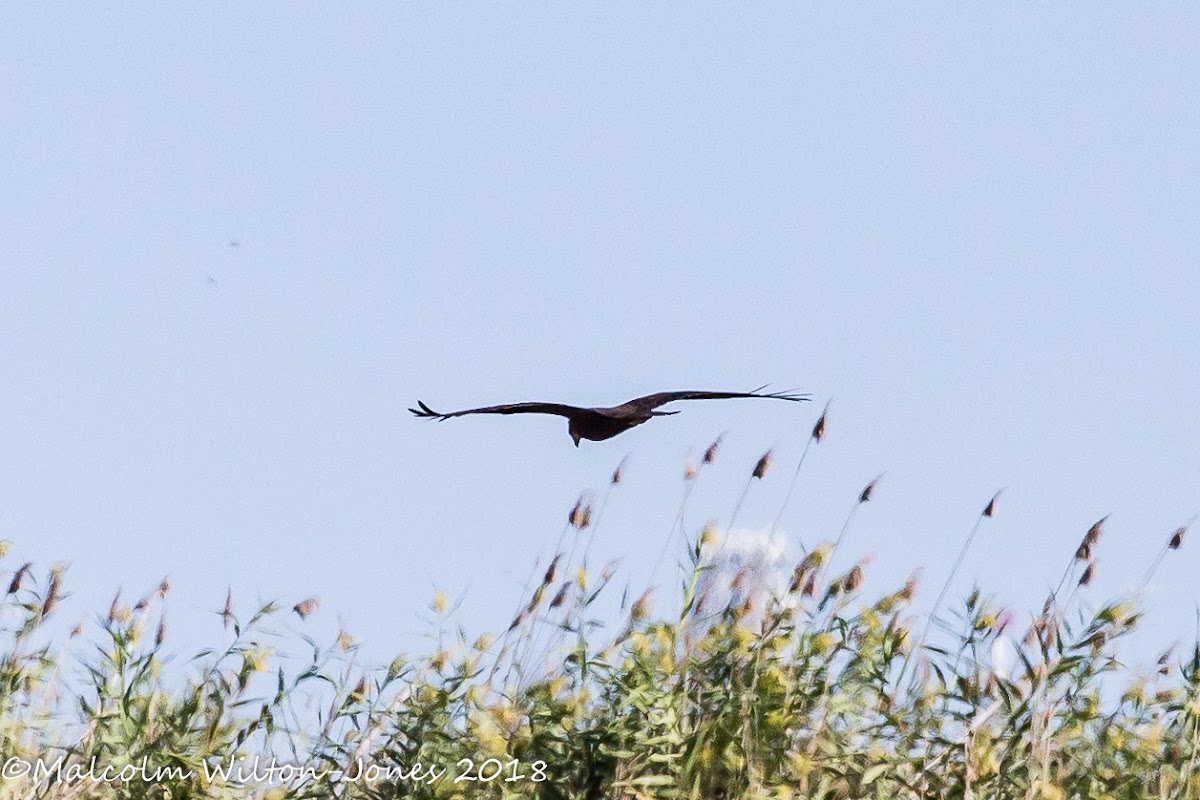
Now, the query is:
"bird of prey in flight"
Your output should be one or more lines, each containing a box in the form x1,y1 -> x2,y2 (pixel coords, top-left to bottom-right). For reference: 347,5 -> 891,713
410,388 -> 809,446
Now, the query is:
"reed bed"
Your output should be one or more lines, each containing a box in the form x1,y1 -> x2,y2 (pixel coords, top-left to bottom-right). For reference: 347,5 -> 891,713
0,433 -> 1196,800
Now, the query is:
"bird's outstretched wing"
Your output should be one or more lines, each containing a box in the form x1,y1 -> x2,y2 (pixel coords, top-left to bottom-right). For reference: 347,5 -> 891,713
624,388 -> 810,413
409,400 -> 588,421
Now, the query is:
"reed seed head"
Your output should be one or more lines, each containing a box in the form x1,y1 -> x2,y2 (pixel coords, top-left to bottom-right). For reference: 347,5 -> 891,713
222,587 -> 233,630
7,562 -> 31,595
1169,525 -> 1187,550
812,404 -> 829,443
611,456 -> 628,485
788,565 -> 808,594
859,475 -> 881,504
752,450 -> 773,479
845,564 -> 864,592
157,576 -> 171,599
108,589 -> 122,623
730,567 -> 749,592
293,597 -> 320,619
703,435 -> 723,464
1084,516 -> 1107,546
543,554 -> 561,586
1078,562 -> 1097,587
41,572 -> 62,618
569,497 -> 593,530
983,491 -> 1000,518
155,614 -> 167,647
630,590 -> 652,622
1023,625 -> 1038,648
684,456 -> 699,481
549,582 -> 570,609
1044,625 -> 1060,651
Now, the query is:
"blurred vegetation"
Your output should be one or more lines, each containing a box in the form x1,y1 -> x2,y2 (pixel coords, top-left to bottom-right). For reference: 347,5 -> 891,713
0,439 -> 1196,799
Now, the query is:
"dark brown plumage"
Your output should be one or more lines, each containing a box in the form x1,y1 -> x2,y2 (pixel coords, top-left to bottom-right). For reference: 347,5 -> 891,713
410,388 -> 809,446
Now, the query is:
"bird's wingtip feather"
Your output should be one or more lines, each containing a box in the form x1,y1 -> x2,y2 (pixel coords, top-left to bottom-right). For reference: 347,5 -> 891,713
411,400 -> 444,419
771,387 -> 810,401
748,384 -> 811,401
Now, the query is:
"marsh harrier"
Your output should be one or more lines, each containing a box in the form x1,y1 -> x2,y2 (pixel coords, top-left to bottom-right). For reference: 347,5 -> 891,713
410,388 -> 808,446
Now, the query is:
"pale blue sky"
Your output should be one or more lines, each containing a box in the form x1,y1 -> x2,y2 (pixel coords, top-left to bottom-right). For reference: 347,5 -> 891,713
1,5 -> 1197,665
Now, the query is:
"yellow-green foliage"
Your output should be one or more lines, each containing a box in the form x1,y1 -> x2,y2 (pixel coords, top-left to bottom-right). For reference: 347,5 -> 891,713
0,496 -> 1197,800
